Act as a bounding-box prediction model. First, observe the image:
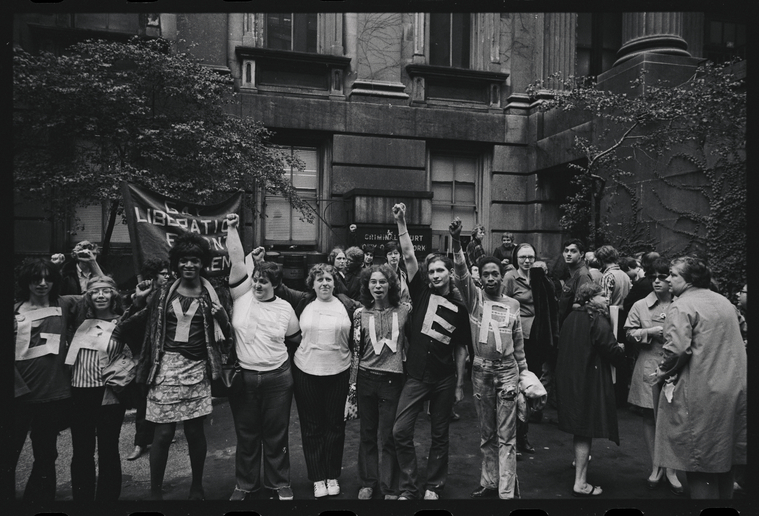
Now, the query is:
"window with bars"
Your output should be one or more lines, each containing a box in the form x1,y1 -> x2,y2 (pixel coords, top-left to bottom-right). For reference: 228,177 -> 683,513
265,13 -> 318,53
264,146 -> 319,246
429,13 -> 471,68
430,153 -> 479,254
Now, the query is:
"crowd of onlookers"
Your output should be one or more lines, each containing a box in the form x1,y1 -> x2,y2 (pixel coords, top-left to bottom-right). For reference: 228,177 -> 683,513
12,211 -> 746,502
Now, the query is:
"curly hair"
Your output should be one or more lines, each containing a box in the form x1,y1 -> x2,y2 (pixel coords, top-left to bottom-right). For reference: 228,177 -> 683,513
17,258 -> 61,302
359,264 -> 401,308
140,257 -> 170,281
671,256 -> 711,289
476,255 -> 504,276
471,224 -> 485,239
573,281 -> 608,319
306,263 -> 337,291
169,232 -> 211,272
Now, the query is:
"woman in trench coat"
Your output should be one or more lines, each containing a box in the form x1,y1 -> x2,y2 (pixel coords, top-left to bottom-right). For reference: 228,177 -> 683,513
653,256 -> 747,499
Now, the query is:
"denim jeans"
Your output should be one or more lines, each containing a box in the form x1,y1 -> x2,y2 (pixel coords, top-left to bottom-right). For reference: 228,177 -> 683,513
357,368 -> 405,496
471,355 -> 520,499
393,373 -> 456,499
229,360 -> 294,492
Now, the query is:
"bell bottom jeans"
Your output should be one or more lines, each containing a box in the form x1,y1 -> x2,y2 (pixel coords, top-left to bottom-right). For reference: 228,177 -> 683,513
471,355 -> 520,499
357,368 -> 405,496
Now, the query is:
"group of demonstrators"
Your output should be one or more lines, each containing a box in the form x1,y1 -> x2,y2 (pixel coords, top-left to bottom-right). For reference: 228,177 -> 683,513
12,205 -> 746,502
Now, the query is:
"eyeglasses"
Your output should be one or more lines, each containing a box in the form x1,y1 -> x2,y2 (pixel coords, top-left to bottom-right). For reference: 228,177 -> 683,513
654,274 -> 669,281
158,271 -> 171,277
518,256 -> 536,261
89,288 -> 114,296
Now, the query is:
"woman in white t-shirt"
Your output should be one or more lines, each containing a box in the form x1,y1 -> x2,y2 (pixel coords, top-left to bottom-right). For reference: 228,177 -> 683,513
292,263 -> 356,499
225,214 -> 301,501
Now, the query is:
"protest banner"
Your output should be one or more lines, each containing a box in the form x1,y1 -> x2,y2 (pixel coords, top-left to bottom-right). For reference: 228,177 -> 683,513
120,182 -> 242,278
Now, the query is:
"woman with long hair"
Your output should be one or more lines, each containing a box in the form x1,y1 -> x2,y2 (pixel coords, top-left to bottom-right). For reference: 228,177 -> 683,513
555,282 -> 626,497
12,258 -> 79,502
382,240 -> 410,304
653,256 -> 746,499
126,232 -> 231,500
624,257 -> 682,494
66,275 -> 129,501
354,264 -> 410,500
291,263 -> 357,498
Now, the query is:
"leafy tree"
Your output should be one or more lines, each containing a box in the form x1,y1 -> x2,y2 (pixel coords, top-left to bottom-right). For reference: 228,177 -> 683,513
14,36 -> 312,256
527,61 -> 746,298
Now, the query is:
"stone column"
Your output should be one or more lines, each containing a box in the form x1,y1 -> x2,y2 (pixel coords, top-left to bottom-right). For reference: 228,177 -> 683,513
543,12 -> 576,88
614,12 -> 690,66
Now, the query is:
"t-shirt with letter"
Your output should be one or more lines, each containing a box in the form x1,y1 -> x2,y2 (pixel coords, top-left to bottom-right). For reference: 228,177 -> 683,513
231,276 -> 299,371
294,297 -> 352,376
405,273 -> 470,383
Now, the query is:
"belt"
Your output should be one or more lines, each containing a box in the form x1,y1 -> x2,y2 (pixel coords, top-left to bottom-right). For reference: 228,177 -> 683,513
358,367 -> 404,376
473,355 -> 515,367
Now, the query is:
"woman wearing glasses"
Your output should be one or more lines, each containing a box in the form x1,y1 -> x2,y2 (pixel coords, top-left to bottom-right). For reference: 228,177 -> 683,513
66,276 -> 128,501
503,243 -> 542,455
623,257 -> 683,495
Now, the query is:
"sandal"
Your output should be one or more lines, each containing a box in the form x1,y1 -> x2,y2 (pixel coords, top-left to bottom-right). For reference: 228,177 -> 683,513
572,485 -> 602,497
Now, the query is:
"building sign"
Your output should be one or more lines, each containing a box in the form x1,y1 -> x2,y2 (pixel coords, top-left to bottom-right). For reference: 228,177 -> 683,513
120,182 -> 242,277
353,225 -> 432,255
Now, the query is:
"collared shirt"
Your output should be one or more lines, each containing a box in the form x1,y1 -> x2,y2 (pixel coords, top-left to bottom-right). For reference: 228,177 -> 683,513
405,272 -> 470,383
76,264 -> 92,294
601,264 -> 632,307
624,291 -> 670,345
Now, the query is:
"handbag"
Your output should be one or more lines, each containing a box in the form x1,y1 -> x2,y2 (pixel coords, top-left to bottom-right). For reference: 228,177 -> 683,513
211,348 -> 241,398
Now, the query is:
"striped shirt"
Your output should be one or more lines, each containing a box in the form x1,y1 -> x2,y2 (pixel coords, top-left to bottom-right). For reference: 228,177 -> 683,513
70,318 -> 122,388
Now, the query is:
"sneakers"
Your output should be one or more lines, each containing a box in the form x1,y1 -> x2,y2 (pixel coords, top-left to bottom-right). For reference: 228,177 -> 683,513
358,487 -> 373,500
229,488 -> 248,501
326,478 -> 340,496
423,489 -> 439,500
277,486 -> 294,500
314,481 -> 328,498
384,494 -> 399,500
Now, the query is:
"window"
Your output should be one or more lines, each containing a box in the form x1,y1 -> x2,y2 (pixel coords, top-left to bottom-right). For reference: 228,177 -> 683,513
73,203 -> 131,244
264,146 -> 318,246
429,13 -> 470,68
576,13 -> 622,80
430,153 -> 478,253
266,13 -> 318,53
704,15 -> 746,63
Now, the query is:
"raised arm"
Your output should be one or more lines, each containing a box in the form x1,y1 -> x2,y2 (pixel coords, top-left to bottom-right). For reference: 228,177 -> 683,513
225,213 -> 248,286
449,217 -> 476,308
393,203 -> 418,281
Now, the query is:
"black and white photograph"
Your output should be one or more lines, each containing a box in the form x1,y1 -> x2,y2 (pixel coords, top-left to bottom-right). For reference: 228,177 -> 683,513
9,2 -> 750,515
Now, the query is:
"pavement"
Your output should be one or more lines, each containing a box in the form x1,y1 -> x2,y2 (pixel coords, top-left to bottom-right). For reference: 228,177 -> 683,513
12,380 -> 751,515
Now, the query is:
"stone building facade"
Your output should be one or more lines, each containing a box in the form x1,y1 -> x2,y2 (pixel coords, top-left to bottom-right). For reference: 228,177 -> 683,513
13,12 -> 746,286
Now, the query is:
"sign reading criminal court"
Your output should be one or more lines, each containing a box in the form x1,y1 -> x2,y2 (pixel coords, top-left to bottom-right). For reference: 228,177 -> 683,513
120,182 -> 242,277
354,226 -> 432,254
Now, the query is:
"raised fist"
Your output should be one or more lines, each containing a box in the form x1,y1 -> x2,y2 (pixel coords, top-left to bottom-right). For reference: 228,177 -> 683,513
392,203 -> 406,221
449,217 -> 463,238
226,213 -> 240,229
